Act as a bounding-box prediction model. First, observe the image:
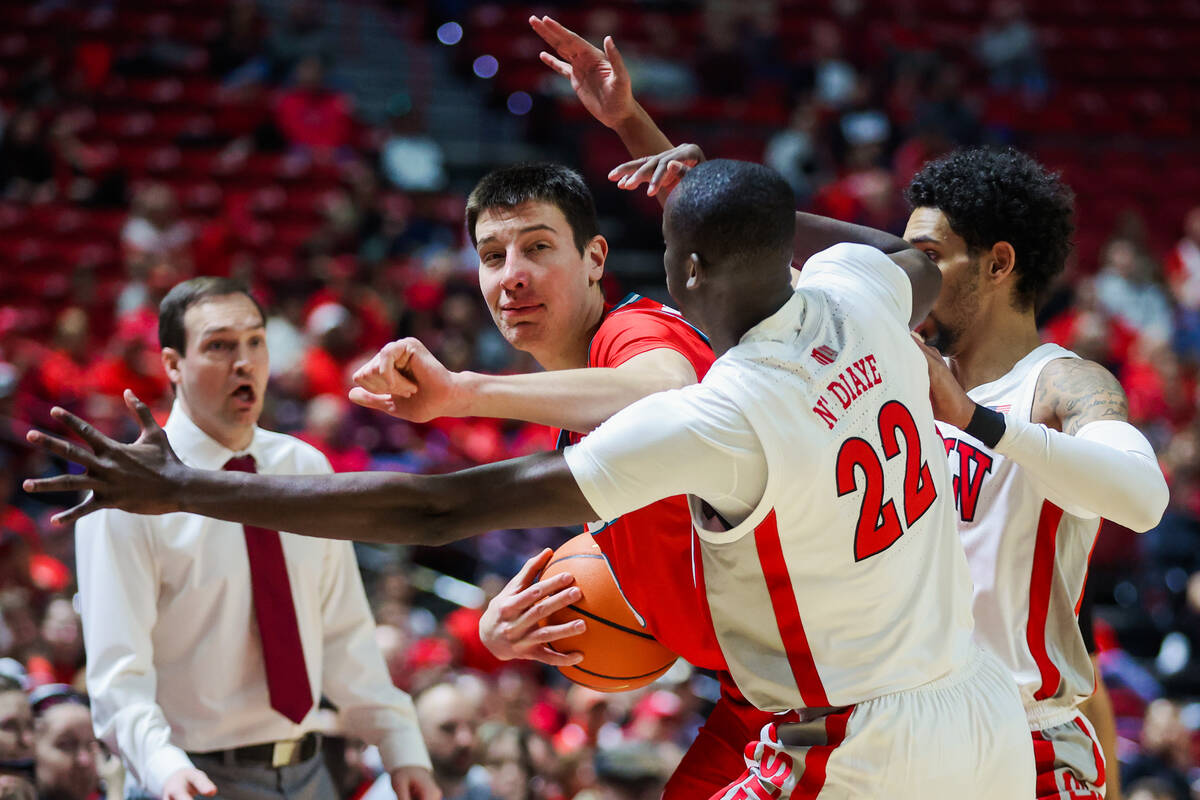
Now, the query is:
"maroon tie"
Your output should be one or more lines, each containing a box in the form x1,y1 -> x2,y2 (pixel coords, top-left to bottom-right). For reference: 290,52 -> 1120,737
224,455 -> 314,724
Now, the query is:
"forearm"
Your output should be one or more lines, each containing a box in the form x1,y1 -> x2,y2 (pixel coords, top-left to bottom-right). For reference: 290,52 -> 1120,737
611,104 -> 673,160
793,212 -> 910,264
173,452 -> 592,544
994,418 -> 1168,531
459,365 -> 692,433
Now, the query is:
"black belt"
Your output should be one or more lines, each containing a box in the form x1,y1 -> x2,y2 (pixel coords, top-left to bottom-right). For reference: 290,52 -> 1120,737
191,732 -> 321,768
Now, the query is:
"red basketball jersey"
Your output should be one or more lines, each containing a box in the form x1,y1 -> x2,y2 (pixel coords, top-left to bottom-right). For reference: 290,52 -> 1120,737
556,294 -> 724,671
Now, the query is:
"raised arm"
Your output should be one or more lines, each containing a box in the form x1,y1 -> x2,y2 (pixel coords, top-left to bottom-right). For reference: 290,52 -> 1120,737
24,393 -> 597,545
350,338 -> 697,433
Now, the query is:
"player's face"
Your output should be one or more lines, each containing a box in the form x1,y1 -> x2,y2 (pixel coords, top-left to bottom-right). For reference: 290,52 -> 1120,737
904,207 -> 982,356
163,293 -> 268,451
475,201 -> 605,365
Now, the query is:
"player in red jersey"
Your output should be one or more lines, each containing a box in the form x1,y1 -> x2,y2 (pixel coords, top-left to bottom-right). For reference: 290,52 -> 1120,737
349,161 -> 912,798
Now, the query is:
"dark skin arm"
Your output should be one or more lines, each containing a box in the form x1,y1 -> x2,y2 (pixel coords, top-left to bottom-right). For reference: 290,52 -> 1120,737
23,392 -> 597,546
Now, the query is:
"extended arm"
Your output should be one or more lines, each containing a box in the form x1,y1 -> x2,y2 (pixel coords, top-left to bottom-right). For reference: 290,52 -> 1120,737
351,338 -> 697,433
916,347 -> 1168,531
25,393 -> 597,543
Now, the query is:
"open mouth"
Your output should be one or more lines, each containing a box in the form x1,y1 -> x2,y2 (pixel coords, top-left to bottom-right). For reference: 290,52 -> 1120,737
231,384 -> 256,404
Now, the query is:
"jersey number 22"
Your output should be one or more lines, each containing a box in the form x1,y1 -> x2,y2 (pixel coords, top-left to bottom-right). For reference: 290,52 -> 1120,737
835,401 -> 936,561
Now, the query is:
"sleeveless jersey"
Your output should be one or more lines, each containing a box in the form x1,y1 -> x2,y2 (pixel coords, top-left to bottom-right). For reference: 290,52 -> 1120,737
692,244 -> 975,711
557,293 -> 726,672
936,343 -> 1101,729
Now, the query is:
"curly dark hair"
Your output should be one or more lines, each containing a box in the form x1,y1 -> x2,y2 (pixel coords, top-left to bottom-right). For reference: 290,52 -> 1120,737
905,147 -> 1074,309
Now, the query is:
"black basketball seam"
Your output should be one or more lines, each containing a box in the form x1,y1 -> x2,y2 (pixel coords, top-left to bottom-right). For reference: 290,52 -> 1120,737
562,660 -> 676,682
544,553 -> 607,570
566,604 -> 657,641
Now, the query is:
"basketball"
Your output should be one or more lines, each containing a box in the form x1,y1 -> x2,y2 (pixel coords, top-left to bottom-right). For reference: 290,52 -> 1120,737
539,534 -> 678,692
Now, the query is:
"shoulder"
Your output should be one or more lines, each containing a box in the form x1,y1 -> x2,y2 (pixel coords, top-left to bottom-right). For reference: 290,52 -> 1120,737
592,297 -> 710,368
1034,356 -> 1128,434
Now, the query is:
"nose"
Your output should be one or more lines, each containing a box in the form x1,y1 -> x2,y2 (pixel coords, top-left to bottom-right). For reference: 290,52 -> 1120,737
234,342 -> 255,374
498,250 -> 530,291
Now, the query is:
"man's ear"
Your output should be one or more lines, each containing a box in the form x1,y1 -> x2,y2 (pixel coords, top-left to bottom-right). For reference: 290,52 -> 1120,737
585,235 -> 608,285
161,347 -> 183,385
987,241 -> 1017,285
686,253 -> 702,289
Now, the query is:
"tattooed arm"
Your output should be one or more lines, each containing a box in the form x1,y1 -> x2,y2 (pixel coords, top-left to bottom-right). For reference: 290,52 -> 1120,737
1032,357 -> 1129,434
996,357 -> 1168,530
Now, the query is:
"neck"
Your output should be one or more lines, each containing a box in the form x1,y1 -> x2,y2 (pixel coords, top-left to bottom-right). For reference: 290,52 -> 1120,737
531,290 -> 607,371
176,396 -> 255,452
946,303 -> 1043,391
707,278 -> 794,356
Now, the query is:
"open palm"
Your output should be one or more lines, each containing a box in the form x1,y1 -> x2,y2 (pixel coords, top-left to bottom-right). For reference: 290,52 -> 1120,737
530,15 -> 634,129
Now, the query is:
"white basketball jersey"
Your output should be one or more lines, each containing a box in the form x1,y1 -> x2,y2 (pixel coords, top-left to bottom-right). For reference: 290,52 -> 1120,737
936,343 -> 1101,729
692,244 -> 975,712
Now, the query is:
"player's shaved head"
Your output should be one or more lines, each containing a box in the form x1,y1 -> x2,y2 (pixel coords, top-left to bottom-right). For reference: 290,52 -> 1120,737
665,159 -> 795,275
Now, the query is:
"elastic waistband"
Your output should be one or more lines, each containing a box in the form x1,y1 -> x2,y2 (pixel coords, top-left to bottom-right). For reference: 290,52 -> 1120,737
1026,701 -> 1082,731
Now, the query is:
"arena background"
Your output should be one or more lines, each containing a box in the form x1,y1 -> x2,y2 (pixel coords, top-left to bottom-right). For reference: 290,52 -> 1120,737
2,0 -> 1199,797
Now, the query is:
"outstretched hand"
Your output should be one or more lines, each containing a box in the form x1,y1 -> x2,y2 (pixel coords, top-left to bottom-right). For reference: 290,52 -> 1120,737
23,390 -> 187,525
609,143 -> 706,198
529,15 -> 636,130
349,338 -> 467,423
479,548 -> 586,666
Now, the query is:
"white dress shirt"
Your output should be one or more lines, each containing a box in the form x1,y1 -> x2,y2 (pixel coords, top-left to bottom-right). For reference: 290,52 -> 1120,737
76,402 -> 431,797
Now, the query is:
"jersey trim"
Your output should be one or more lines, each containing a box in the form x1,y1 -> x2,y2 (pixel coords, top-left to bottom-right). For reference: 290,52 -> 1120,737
752,510 -> 831,708
1028,501 -> 1065,702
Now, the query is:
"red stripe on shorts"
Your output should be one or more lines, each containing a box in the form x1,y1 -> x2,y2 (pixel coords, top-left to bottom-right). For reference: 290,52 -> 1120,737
794,707 -> 854,799
1074,715 -> 1106,789
753,509 -> 830,707
1027,501 -> 1065,701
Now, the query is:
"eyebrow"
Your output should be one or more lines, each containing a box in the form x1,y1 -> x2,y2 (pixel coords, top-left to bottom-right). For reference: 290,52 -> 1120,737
907,235 -> 941,245
477,224 -> 558,248
199,324 -> 265,338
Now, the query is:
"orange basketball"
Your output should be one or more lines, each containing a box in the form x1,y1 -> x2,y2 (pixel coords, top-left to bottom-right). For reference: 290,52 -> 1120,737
539,534 -> 678,692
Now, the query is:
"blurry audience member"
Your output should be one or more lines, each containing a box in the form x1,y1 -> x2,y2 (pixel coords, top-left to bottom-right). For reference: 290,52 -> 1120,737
32,309 -> 92,412
266,0 -> 329,82
301,302 -> 360,398
120,184 -> 193,278
0,675 -> 33,778
297,394 -> 370,473
0,775 -> 34,800
478,724 -> 534,800
86,312 -> 169,407
381,100 -> 447,193
588,742 -> 668,800
24,599 -> 84,690
1165,206 -> 1200,309
0,110 -> 55,203
977,0 -> 1046,95
275,56 -> 353,160
1095,238 -> 1173,343
1122,699 -> 1191,800
30,688 -> 100,800
1125,777 -> 1182,800
764,104 -> 819,202
363,683 -> 486,800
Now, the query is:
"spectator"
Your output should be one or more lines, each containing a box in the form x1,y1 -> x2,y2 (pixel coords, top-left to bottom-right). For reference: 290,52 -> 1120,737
0,110 -> 56,203
477,724 -> 534,800
1126,777 -> 1182,800
381,99 -> 447,193
30,688 -> 99,800
977,0 -> 1047,95
587,742 -> 668,800
361,682 -> 488,800
86,312 -> 169,407
266,0 -> 329,82
301,302 -> 360,398
1122,699 -> 1192,800
120,184 -> 193,279
0,774 -> 35,800
0,675 -> 34,778
274,56 -> 354,160
23,598 -> 84,690
1095,238 -> 1174,343
764,103 -> 820,202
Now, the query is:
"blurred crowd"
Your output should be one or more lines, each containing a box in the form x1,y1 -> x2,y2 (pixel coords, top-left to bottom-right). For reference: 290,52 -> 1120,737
1,0 -> 1199,798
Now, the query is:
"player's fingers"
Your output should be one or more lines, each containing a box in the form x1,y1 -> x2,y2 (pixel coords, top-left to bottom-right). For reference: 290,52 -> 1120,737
540,15 -> 595,55
525,618 -> 587,644
123,390 -> 158,433
509,548 -> 555,590
513,584 -> 582,630
50,406 -> 116,452
498,571 -> 575,622
25,429 -> 103,472
393,781 -> 411,800
538,51 -> 572,79
647,157 -> 679,196
192,773 -> 217,796
531,645 -> 584,666
603,36 -> 627,75
348,387 -> 396,413
51,495 -> 101,527
609,155 -> 651,182
22,474 -> 100,495
623,157 -> 662,191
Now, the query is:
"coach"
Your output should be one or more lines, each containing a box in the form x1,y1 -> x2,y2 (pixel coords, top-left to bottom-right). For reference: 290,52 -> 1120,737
74,278 -> 437,800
